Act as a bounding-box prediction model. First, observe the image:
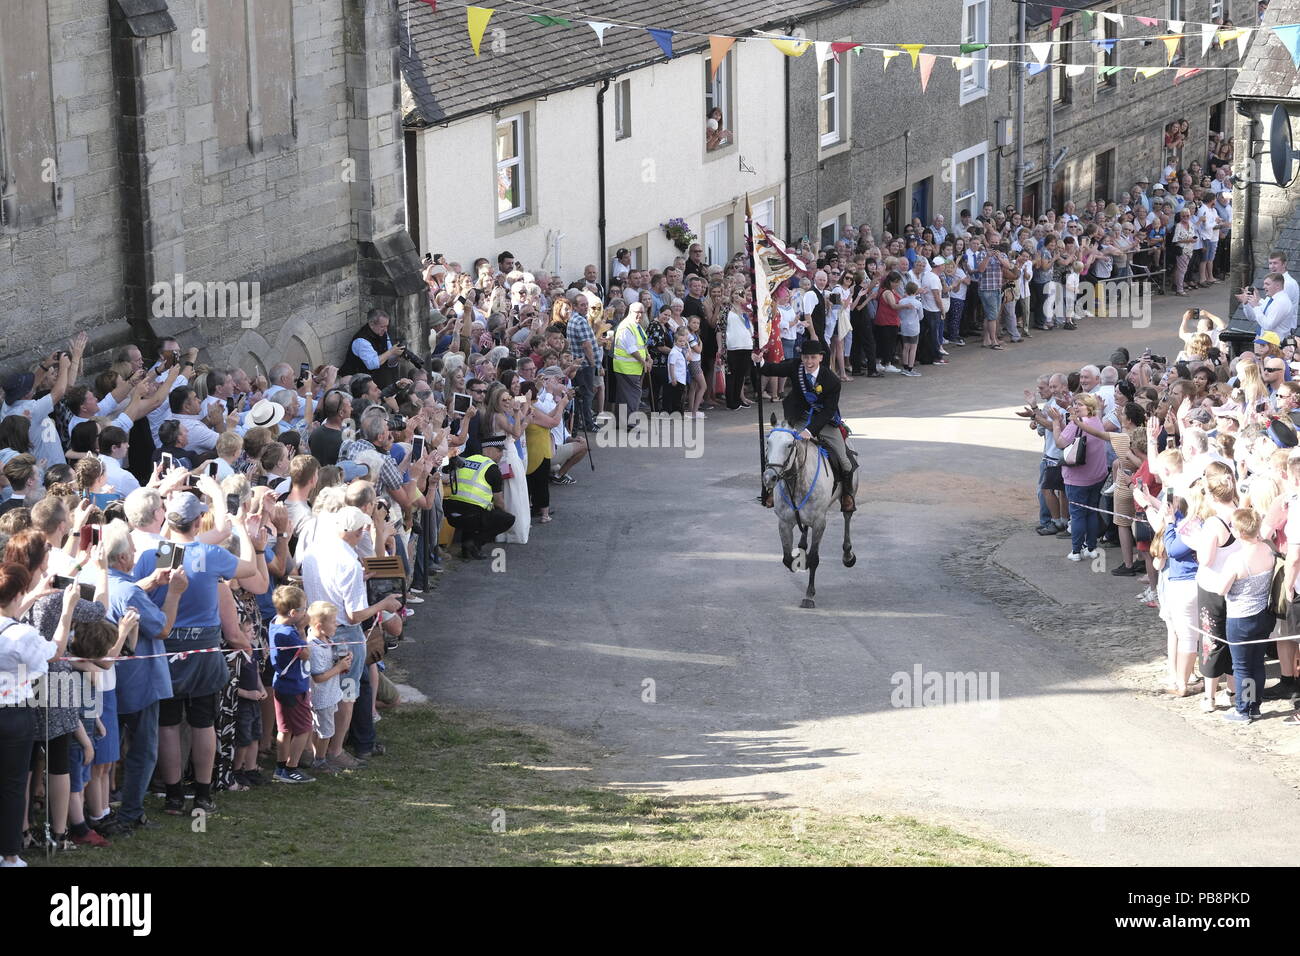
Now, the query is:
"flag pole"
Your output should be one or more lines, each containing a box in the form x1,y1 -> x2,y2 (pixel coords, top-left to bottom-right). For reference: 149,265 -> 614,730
745,194 -> 767,502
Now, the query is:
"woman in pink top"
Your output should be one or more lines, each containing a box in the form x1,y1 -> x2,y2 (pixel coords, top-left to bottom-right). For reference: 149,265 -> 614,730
1048,393 -> 1110,560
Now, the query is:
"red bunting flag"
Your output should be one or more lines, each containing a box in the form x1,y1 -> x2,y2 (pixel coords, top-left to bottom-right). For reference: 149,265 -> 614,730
1135,16 -> 1159,26
830,41 -> 861,61
1050,6 -> 1064,31
1173,67 -> 1202,84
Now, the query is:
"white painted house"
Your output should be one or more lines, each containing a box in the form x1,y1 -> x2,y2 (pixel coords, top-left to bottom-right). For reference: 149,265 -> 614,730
399,0 -> 845,285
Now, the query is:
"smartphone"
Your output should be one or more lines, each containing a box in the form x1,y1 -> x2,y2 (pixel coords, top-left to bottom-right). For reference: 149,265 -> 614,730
160,452 -> 174,471
52,576 -> 96,601
411,435 -> 425,462
452,392 -> 472,416
298,362 -> 311,384
79,525 -> 100,551
207,460 -> 219,479
226,493 -> 241,514
185,474 -> 201,490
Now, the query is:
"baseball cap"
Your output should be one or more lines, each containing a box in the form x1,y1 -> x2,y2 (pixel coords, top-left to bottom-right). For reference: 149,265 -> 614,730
1255,331 -> 1282,348
166,492 -> 208,524
2,373 -> 34,407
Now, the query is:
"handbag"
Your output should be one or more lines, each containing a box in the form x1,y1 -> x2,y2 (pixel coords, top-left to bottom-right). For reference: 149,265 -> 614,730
1062,430 -> 1088,467
713,362 -> 726,395
1269,550 -> 1291,621
364,616 -> 387,666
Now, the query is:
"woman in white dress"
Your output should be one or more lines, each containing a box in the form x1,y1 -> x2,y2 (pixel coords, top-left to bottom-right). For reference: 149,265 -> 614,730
484,383 -> 531,545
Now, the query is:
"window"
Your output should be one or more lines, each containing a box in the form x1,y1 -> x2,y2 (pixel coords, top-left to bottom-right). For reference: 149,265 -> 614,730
495,114 -> 528,221
1093,148 -> 1116,203
704,53 -> 734,151
883,189 -> 904,235
960,0 -> 990,103
209,0 -> 295,154
951,143 -> 987,226
614,79 -> 631,140
1168,0 -> 1186,19
752,197 -> 776,231
1210,0 -> 1228,21
1053,22 -> 1072,106
818,54 -> 847,148
0,0 -> 58,228
819,214 -> 847,250
1096,7 -> 1119,90
703,217 -> 731,264
911,178 -> 932,226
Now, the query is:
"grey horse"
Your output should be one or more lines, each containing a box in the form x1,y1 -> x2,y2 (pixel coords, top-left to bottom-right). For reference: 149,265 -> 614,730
762,416 -> 858,608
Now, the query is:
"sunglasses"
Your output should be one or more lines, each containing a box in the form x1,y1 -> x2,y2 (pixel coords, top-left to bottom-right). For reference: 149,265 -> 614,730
1265,366 -> 1285,372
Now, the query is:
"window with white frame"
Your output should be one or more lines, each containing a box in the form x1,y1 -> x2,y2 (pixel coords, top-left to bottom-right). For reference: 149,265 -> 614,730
1095,6 -> 1120,88
614,79 -> 631,140
818,54 -> 847,147
495,113 -> 528,221
951,143 -> 987,225
703,217 -> 731,264
1169,0 -> 1186,20
819,213 -> 847,250
753,197 -> 776,231
704,53 -> 735,150
960,0 -> 989,103
1210,0 -> 1228,21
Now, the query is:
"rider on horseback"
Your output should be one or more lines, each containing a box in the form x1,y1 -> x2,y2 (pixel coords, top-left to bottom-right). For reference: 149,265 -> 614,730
755,338 -> 857,513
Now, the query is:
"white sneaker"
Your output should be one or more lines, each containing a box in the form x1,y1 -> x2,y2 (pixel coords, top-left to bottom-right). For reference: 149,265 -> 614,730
0,857 -> 27,867
1083,548 -> 1100,559
884,364 -> 900,373
1067,551 -> 1083,561
938,347 -> 950,356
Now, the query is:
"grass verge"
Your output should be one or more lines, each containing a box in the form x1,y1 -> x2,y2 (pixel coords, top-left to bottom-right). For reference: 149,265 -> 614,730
39,706 -> 1037,866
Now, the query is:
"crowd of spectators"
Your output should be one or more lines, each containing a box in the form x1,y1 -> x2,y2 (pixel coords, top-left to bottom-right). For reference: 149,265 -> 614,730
0,138 -> 1267,865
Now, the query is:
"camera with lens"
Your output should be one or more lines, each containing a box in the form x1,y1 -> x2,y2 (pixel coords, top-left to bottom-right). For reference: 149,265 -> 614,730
397,343 -> 425,369
388,414 -> 407,434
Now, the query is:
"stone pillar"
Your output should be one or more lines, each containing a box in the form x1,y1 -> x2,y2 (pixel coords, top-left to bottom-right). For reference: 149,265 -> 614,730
343,0 -> 425,350
110,0 -> 187,360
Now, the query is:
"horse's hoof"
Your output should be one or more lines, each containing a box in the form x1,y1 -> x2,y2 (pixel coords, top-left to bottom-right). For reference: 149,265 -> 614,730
782,554 -> 794,571
800,598 -> 816,609
843,552 -> 856,568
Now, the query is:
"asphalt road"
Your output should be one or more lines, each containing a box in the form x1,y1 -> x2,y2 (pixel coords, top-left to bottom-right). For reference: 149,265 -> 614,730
406,286 -> 1300,865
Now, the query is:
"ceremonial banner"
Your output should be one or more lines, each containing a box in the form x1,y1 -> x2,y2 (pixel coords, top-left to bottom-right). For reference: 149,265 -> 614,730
749,216 -> 811,362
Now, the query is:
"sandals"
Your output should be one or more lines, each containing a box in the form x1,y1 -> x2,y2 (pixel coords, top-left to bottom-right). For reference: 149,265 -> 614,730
988,344 -> 1005,350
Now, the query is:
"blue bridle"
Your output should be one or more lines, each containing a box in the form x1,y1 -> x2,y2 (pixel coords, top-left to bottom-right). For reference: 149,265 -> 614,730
767,427 -> 829,513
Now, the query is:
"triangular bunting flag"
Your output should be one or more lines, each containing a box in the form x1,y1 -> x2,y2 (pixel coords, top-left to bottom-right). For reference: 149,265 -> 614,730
1202,23 -> 1216,56
952,56 -> 973,70
815,41 -> 833,65
1100,11 -> 1123,25
1050,6 -> 1064,31
1173,67 -> 1202,84
769,37 -> 812,57
989,58 -> 1008,69
1028,41 -> 1052,65
1100,65 -> 1122,77
416,0 -> 436,9
919,53 -> 937,91
1160,35 -> 1180,65
830,41 -> 861,61
881,49 -> 901,70
646,27 -> 674,59
1169,20 -> 1184,34
1065,64 -> 1087,77
528,15 -> 570,26
467,6 -> 494,56
588,21 -> 613,45
1091,37 -> 1117,52
960,42 -> 988,54
1137,66 -> 1164,78
1135,16 -> 1159,26
1275,24 -> 1300,68
708,36 -> 736,79
1081,11 -> 1094,30
1027,61 -> 1049,77
1237,28 -> 1252,59
899,43 -> 925,68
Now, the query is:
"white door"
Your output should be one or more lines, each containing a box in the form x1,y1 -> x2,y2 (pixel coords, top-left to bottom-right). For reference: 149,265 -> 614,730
704,218 -> 729,265
753,198 -> 775,232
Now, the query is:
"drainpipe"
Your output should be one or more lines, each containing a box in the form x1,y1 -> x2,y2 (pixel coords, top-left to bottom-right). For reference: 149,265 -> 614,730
784,44 -> 792,238
1014,0 -> 1026,210
596,78 -> 610,288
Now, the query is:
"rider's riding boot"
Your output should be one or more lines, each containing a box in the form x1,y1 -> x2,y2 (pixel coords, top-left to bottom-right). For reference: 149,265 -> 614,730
840,463 -> 858,513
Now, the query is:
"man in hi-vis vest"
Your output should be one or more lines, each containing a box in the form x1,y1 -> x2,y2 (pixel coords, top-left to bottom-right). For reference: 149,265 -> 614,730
612,302 -> 652,430
443,438 -> 515,559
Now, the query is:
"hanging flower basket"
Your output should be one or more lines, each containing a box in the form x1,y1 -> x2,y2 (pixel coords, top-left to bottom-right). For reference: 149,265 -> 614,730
661,218 -> 697,253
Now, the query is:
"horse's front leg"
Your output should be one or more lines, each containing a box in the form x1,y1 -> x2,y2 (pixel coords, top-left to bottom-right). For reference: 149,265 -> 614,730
801,523 -> 823,608
842,471 -> 858,567
779,515 -> 795,571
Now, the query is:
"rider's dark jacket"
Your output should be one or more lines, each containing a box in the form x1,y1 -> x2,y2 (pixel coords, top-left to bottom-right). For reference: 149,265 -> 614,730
764,360 -> 843,435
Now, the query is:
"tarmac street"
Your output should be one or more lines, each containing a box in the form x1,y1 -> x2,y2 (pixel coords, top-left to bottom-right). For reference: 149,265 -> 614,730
408,287 -> 1300,865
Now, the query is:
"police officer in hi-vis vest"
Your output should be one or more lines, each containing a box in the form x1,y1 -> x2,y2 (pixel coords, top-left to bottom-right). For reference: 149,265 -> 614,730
612,302 -> 652,429
443,436 -> 516,559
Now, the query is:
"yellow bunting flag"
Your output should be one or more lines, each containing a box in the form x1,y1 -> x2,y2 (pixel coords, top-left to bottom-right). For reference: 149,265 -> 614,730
467,6 -> 494,56
1159,34 -> 1180,64
918,53 -> 936,91
881,49 -> 901,70
708,36 -> 735,80
952,56 -> 973,70
769,37 -> 811,56
1137,66 -> 1164,78
898,43 -> 924,68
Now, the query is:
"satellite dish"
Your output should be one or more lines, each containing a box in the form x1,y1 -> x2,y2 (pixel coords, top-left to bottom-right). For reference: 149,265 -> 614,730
1270,104 -> 1297,187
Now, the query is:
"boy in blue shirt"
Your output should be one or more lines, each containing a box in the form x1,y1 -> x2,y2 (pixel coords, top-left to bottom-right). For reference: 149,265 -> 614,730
268,584 -> 314,783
